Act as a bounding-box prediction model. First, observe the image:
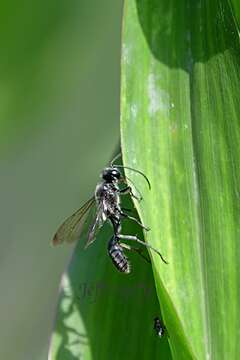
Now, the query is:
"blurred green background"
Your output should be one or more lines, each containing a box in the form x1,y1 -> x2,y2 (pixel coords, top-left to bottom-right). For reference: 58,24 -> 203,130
0,1 -> 123,359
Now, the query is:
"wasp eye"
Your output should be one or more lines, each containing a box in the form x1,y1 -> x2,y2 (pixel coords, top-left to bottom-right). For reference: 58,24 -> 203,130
112,169 -> 121,179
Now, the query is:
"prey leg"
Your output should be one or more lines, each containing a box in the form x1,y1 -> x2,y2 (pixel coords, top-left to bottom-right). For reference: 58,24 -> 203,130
120,242 -> 151,264
117,234 -> 168,264
120,211 -> 150,231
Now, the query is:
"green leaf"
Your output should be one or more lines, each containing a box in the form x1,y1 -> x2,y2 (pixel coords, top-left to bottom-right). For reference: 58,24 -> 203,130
231,0 -> 240,28
121,0 -> 240,359
49,197 -> 172,359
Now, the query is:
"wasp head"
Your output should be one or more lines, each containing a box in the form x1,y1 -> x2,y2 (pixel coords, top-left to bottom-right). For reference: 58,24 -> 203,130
102,167 -> 121,183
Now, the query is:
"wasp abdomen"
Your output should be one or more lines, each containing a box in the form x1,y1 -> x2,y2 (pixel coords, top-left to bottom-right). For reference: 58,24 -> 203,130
108,237 -> 130,274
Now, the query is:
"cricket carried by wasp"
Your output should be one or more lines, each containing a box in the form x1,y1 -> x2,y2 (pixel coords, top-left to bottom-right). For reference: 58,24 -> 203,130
52,153 -> 167,273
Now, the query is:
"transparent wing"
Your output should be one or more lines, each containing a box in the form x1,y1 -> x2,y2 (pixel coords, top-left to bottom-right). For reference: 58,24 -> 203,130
52,196 -> 95,246
84,203 -> 105,249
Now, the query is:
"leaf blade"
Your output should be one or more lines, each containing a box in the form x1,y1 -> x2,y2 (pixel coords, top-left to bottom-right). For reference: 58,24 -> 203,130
121,0 -> 240,359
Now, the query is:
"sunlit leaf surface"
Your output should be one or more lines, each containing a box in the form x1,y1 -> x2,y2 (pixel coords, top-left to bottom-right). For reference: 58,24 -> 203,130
121,0 -> 240,359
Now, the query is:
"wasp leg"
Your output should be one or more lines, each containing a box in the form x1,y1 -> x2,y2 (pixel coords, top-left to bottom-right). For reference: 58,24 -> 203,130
120,211 -> 150,231
120,242 -> 151,264
119,186 -> 142,202
121,207 -> 132,213
109,215 -> 122,235
117,234 -> 168,264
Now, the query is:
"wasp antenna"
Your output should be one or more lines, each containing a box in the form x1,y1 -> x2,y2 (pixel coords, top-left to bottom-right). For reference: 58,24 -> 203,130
114,165 -> 151,190
110,152 -> 151,189
110,152 -> 122,167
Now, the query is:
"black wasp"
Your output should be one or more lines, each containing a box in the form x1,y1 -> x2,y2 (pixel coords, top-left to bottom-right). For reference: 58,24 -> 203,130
154,317 -> 166,338
52,154 -> 167,273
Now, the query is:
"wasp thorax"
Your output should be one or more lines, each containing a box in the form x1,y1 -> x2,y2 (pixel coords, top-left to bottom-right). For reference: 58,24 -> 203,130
102,167 -> 121,183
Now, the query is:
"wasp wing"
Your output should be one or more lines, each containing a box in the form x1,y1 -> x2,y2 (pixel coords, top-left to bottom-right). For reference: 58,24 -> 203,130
52,196 -> 95,246
84,202 -> 106,249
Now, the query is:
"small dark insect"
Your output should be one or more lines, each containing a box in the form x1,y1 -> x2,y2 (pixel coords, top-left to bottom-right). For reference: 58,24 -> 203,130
154,317 -> 166,338
52,153 -> 168,272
